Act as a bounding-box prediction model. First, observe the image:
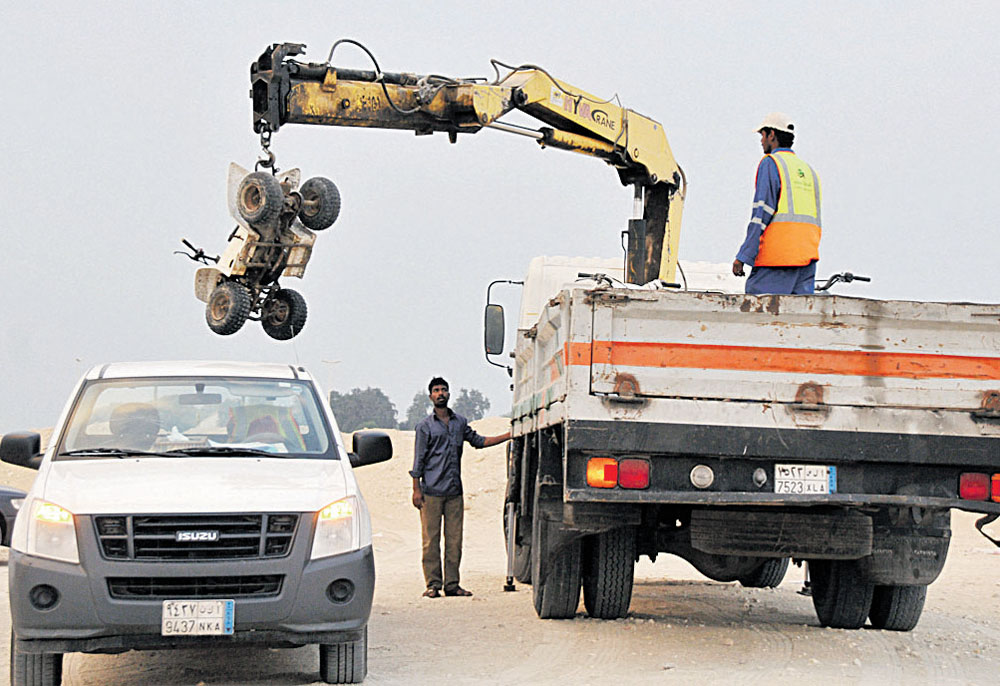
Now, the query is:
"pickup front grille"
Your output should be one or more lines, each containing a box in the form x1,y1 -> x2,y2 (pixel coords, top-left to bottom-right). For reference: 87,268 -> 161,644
94,514 -> 299,561
107,575 -> 283,599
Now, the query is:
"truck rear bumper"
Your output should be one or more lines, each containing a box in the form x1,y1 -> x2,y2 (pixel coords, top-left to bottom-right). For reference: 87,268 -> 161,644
564,488 -> 1000,514
562,419 -> 1000,515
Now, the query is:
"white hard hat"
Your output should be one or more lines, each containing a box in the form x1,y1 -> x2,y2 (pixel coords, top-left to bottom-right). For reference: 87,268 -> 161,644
755,112 -> 795,135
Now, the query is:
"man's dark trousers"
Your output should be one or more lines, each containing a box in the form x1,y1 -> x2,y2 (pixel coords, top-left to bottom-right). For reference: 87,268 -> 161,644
420,494 -> 464,592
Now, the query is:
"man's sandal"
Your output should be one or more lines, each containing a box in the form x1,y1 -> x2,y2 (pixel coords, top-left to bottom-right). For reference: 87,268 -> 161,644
444,586 -> 473,597
422,588 -> 441,598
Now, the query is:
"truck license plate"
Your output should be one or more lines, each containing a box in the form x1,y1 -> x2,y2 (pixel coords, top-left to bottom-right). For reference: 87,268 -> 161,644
774,464 -> 836,495
161,599 -> 234,636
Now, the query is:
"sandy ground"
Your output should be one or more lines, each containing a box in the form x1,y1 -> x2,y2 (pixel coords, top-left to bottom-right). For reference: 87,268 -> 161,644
2,419 -> 999,685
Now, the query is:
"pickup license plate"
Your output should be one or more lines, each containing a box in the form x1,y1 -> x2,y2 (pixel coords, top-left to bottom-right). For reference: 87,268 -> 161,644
161,599 -> 234,636
774,464 -> 836,495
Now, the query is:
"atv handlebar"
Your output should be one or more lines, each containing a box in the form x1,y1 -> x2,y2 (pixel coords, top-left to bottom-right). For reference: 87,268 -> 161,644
815,271 -> 871,292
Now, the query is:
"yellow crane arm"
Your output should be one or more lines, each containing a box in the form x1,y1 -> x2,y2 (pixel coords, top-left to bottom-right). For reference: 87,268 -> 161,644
250,42 -> 685,283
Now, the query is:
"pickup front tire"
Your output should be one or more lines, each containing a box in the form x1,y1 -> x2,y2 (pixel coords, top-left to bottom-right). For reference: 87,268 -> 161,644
810,559 -> 874,629
11,634 -> 62,686
319,627 -> 367,684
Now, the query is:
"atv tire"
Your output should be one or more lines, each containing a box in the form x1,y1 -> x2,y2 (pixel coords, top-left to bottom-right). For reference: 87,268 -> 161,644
206,281 -> 252,335
261,288 -> 308,340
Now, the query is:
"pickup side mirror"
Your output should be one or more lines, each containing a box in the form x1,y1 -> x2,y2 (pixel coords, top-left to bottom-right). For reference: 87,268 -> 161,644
349,431 -> 393,468
484,303 -> 505,356
0,432 -> 43,470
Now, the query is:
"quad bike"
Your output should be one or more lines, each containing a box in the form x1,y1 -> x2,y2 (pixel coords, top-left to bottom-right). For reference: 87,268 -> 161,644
181,162 -> 340,340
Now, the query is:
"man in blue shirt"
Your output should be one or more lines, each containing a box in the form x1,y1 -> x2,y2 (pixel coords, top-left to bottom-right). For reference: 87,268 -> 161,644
410,377 -> 510,598
733,112 -> 822,295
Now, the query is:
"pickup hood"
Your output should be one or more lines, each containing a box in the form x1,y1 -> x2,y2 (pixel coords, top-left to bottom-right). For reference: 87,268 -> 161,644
38,457 -> 350,515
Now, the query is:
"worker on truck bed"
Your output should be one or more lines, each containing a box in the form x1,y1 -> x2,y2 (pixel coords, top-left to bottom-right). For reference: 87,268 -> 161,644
410,377 -> 510,598
733,112 -> 823,295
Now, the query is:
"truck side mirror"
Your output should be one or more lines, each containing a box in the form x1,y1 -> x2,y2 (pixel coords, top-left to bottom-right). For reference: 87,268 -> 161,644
349,431 -> 393,468
0,432 -> 43,470
484,304 -> 505,356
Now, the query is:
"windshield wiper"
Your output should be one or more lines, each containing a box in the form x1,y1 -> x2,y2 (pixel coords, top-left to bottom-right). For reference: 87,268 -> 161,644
164,446 -> 280,457
59,448 -> 179,459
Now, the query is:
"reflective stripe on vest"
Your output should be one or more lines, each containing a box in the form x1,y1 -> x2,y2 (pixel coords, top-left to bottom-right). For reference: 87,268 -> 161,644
756,151 -> 822,267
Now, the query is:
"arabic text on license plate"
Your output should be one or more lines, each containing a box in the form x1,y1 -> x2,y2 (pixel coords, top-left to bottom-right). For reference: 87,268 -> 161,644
161,599 -> 234,636
774,464 -> 836,495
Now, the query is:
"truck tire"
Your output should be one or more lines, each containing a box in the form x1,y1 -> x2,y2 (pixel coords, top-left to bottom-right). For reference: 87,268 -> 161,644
237,171 -> 284,227
261,289 -> 307,340
206,281 -> 252,335
503,504 -> 532,583
869,584 -> 926,631
319,626 -> 367,684
298,177 -> 341,230
738,557 -> 790,588
531,512 -> 581,619
11,634 -> 62,686
582,528 -> 636,619
810,559 -> 874,629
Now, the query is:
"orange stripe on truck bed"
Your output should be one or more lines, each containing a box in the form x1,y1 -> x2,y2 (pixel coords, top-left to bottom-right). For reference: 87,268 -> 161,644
564,341 -> 1000,380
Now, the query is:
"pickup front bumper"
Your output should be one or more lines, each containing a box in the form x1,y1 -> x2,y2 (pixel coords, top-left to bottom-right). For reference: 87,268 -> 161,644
9,541 -> 374,654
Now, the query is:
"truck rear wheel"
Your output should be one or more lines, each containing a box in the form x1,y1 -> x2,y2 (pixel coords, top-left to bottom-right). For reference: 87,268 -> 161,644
319,626 -> 367,684
738,557 -> 789,588
531,513 -> 581,619
206,281 -> 252,335
582,528 -> 636,619
11,634 -> 62,686
869,584 -> 926,631
810,559 -> 874,629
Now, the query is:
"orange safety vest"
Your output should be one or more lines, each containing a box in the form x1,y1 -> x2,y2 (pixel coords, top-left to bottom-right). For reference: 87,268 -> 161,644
756,150 -> 822,267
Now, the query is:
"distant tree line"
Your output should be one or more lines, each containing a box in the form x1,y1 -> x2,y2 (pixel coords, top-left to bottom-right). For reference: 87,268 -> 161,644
328,386 -> 492,432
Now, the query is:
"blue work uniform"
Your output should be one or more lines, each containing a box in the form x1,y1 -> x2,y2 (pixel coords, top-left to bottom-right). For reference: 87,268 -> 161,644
736,148 -> 817,295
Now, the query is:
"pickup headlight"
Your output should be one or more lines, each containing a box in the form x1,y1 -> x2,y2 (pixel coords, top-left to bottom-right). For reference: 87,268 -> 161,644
27,500 -> 80,564
310,495 -> 371,560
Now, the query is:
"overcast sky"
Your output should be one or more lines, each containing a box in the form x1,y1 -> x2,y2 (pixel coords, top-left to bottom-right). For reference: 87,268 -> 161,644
2,1 -> 998,430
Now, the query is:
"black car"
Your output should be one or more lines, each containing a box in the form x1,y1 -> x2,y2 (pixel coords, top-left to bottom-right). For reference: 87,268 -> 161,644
0,483 -> 26,546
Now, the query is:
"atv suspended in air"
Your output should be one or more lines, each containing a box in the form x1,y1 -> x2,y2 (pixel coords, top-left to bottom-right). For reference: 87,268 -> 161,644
180,162 -> 340,340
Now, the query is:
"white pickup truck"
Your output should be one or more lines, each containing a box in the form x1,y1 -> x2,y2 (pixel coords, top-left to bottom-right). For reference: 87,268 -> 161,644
486,257 -> 1000,630
1,361 -> 391,686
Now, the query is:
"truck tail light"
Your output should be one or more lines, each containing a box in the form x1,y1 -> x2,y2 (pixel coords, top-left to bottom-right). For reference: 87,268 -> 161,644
587,458 -> 618,488
959,472 -> 989,500
993,474 -> 1000,503
618,459 -> 650,489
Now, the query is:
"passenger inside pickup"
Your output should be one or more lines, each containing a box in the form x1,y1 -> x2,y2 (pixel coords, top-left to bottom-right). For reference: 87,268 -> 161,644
109,403 -> 161,451
226,404 -> 307,451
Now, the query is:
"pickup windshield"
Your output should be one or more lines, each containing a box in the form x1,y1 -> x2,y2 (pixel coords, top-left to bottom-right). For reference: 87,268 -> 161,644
55,376 -> 334,459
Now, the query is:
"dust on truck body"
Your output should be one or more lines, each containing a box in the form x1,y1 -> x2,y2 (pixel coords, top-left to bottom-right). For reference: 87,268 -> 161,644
498,257 -> 1000,629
